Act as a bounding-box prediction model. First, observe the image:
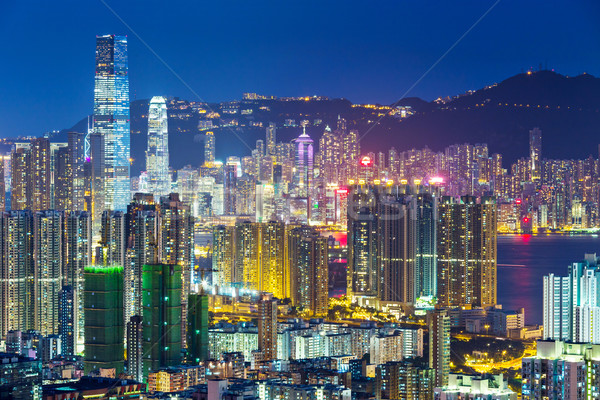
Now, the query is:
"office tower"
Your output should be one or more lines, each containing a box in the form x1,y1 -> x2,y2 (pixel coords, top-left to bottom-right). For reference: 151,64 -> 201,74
375,361 -> 435,400
64,211 -> 92,351
543,255 -> 600,343
58,286 -> 75,356
212,225 -> 235,287
142,264 -> 182,379
223,164 -> 237,215
68,132 -> 87,211
0,354 -> 42,399
258,293 -> 277,360
204,131 -> 215,166
437,196 -> 497,308
341,130 -> 360,182
256,140 -> 264,158
176,166 -> 199,215
292,127 -> 314,197
126,194 -> 159,321
260,221 -> 286,299
0,211 -> 34,338
428,309 -> 450,387
126,315 -> 143,382
319,125 -> 342,184
83,265 -> 125,375
529,127 -> 542,183
159,194 -> 193,347
10,146 -> 30,210
266,122 -> 276,156
187,294 -> 209,363
234,221 -> 261,289
522,340 -> 600,400
288,227 -> 328,316
94,34 -> 130,212
29,138 -> 51,212
146,96 -> 170,198
97,211 -> 126,266
33,210 -> 63,336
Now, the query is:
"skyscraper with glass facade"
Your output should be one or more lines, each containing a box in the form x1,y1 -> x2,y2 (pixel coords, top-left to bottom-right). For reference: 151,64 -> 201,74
146,96 -> 170,198
93,34 -> 130,212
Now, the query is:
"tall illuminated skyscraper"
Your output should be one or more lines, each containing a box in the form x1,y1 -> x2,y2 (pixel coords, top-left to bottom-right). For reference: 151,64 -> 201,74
260,221 -> 286,299
146,96 -> 170,197
30,138 -> 51,212
266,122 -> 276,156
212,225 -> 235,288
529,127 -> 542,183
93,34 -> 130,212
258,292 -> 277,360
204,131 -> 215,166
292,127 -> 314,197
428,309 -> 450,388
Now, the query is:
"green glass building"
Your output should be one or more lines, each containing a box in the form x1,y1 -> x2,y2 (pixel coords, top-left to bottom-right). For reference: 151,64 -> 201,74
187,294 -> 209,363
83,265 -> 124,375
142,264 -> 182,379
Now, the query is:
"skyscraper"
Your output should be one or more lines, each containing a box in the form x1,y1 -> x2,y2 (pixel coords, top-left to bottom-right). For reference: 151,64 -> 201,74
260,221 -> 286,299
97,211 -> 126,267
84,265 -> 125,375
212,225 -> 235,288
266,122 -> 276,156
437,196 -> 497,308
33,210 -> 63,336
428,309 -> 450,388
529,127 -> 542,183
0,211 -> 34,337
146,96 -> 170,198
29,138 -> 51,212
58,285 -> 75,356
64,211 -> 92,352
142,264 -> 182,379
292,127 -> 314,197
94,34 -> 130,212
258,293 -> 278,360
204,131 -> 215,166
68,131 -> 87,211
414,193 -> 438,300
10,145 -> 30,211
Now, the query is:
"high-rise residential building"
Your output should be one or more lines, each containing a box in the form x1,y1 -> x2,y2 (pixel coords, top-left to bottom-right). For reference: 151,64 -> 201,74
375,361 -> 435,400
292,127 -> 314,197
68,131 -> 87,211
53,144 -> 71,211
212,225 -> 235,288
83,265 -> 125,375
204,131 -> 215,166
10,145 -> 30,211
126,315 -> 143,382
260,221 -> 286,299
258,293 -> 278,360
94,34 -> 130,212
234,221 -> 261,289
542,254 -> 600,343
58,285 -> 75,356
142,264 -> 182,379
288,227 -> 328,316
437,196 -> 497,308
529,127 -> 542,183
146,96 -> 170,198
414,193 -> 438,301
347,197 -> 378,299
97,211 -> 126,267
33,210 -> 63,336
64,211 -> 92,352
187,294 -> 209,363
266,122 -> 276,156
29,138 -> 51,212
428,309 -> 450,388
159,193 -> 193,347
522,340 -> 600,400
0,211 -> 34,338
125,194 -> 159,322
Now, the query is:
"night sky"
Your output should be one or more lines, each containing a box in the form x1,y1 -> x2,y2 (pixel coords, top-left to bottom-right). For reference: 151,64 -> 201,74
1,1 -> 599,137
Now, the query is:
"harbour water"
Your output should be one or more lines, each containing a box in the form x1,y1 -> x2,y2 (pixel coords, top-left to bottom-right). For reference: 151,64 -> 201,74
498,234 -> 600,324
